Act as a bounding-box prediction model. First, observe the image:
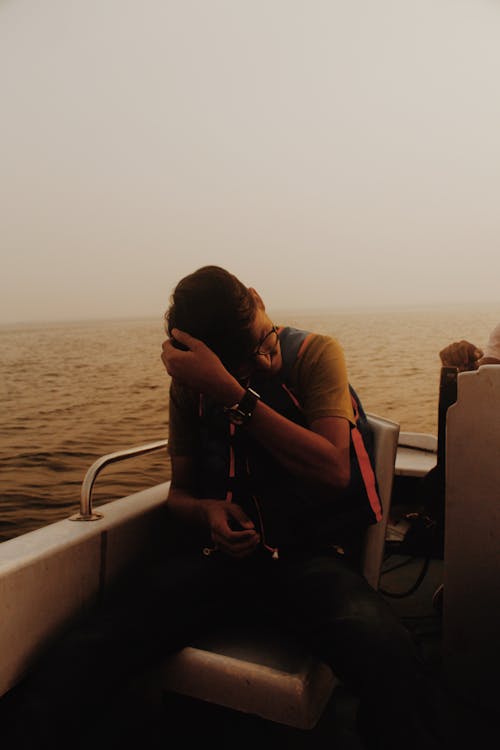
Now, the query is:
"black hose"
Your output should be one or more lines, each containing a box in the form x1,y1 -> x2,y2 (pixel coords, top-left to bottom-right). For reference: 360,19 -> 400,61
379,554 -> 431,598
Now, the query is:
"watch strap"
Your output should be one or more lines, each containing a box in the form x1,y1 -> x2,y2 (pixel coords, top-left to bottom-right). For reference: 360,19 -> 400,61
223,387 -> 260,425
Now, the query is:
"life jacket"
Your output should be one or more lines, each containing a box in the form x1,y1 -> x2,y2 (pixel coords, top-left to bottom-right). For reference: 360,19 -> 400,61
196,327 -> 382,559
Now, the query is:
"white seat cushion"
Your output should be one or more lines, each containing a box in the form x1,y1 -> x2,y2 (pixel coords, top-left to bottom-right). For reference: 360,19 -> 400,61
160,629 -> 337,729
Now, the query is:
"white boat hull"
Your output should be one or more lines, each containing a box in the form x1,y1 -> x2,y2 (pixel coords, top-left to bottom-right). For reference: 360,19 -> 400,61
0,482 -> 170,698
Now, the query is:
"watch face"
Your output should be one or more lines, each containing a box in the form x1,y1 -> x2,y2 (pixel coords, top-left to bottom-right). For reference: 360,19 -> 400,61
223,387 -> 260,426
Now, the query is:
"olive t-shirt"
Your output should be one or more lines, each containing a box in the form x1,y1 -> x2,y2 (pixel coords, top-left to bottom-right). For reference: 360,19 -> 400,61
168,333 -> 354,457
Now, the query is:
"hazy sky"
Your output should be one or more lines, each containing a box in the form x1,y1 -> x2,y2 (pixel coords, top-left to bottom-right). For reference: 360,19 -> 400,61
1,0 -> 499,323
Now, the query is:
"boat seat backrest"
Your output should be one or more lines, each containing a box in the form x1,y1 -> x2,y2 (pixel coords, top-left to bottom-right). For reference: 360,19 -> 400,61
361,414 -> 401,589
443,365 -> 500,711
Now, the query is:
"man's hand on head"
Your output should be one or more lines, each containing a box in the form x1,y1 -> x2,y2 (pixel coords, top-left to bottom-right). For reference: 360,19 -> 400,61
161,328 -> 244,405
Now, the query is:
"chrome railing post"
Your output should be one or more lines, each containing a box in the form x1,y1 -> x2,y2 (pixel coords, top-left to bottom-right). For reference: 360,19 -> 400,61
69,439 -> 168,521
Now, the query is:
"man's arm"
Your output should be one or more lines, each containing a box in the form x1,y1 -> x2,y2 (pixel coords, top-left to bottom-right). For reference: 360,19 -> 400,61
162,329 -> 351,492
478,355 -> 500,365
245,402 -> 351,489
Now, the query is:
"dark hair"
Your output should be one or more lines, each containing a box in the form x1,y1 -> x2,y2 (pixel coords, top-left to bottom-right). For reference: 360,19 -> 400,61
165,266 -> 257,368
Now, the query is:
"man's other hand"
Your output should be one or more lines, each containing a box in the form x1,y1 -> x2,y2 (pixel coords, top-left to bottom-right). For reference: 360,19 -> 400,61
203,500 -> 261,558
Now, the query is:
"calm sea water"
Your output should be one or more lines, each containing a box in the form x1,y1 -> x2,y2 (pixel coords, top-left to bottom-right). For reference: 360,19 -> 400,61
1,305 -> 498,542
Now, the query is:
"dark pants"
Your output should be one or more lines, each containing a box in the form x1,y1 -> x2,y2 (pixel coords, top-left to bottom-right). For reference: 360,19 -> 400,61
3,546 -> 443,749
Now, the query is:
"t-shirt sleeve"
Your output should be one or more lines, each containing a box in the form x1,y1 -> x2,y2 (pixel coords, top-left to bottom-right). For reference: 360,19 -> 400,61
167,379 -> 199,457
293,334 -> 355,425
484,322 -> 500,360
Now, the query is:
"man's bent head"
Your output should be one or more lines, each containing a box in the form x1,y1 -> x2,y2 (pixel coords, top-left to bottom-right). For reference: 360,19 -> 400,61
165,266 -> 258,370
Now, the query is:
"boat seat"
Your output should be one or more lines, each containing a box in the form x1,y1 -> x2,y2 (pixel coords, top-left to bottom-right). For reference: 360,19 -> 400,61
157,413 -> 400,729
443,364 -> 500,711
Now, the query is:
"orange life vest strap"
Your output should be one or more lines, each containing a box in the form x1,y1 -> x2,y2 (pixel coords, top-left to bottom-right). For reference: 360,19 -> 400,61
350,394 -> 382,522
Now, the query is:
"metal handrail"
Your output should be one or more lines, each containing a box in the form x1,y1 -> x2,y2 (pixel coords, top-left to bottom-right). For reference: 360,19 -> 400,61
69,439 -> 169,521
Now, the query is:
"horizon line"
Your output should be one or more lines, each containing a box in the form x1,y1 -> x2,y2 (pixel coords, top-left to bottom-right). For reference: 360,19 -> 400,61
1,299 -> 499,328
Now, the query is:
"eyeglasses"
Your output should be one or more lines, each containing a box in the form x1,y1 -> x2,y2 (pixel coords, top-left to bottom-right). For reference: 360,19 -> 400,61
253,325 -> 279,360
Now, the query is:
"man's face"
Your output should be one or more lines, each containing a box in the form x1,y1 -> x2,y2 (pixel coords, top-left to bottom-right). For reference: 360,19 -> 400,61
232,305 -> 282,381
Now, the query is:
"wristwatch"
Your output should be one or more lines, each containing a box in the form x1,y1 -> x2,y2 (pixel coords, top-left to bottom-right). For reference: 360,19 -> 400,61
223,387 -> 261,426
